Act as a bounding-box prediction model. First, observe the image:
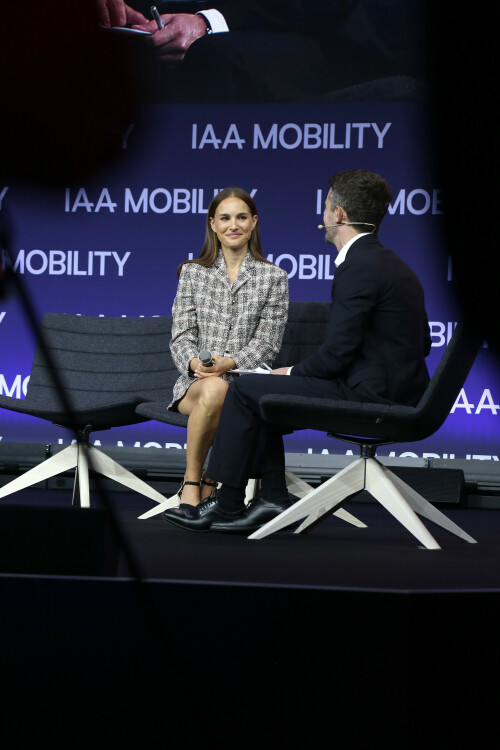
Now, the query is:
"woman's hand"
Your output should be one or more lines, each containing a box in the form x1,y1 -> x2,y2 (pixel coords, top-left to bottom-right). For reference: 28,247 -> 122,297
194,354 -> 236,379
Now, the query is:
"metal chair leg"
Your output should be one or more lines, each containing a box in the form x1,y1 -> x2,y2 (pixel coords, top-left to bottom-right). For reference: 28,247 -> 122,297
285,468 -> 367,531
250,458 -> 366,539
0,444 -> 79,499
366,459 -> 476,547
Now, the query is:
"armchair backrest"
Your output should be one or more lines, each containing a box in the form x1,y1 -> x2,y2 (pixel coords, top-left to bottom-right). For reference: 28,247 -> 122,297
27,313 -> 177,408
412,320 -> 482,437
273,301 -> 331,368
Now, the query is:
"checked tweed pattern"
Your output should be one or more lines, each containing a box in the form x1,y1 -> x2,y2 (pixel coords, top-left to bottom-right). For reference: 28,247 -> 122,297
169,250 -> 289,407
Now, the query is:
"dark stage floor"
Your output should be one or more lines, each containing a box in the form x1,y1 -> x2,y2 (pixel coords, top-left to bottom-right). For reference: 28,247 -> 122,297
2,487 -> 500,591
2,488 -> 500,749
122,499 -> 500,592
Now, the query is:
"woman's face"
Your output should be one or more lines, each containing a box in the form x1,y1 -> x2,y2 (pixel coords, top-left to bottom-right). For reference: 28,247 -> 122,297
210,197 -> 257,255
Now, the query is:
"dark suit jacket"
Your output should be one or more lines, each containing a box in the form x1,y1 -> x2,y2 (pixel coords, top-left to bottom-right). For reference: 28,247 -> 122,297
133,1 -> 428,102
292,234 -> 431,406
152,0 -> 427,79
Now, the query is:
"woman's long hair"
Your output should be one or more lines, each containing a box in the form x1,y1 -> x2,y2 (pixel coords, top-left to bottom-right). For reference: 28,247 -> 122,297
176,187 -> 271,278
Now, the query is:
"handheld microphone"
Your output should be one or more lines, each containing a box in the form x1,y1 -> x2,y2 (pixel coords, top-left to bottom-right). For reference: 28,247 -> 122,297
198,350 -> 213,367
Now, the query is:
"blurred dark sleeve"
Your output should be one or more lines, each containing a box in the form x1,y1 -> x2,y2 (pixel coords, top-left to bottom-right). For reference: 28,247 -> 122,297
0,1 -> 152,183
430,5 -> 498,355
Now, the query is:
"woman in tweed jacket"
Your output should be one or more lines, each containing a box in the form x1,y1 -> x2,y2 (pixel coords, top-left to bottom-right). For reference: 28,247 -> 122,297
167,187 -> 289,512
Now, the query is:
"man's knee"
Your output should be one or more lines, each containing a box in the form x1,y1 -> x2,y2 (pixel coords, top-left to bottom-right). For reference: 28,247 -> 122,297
229,374 -> 270,413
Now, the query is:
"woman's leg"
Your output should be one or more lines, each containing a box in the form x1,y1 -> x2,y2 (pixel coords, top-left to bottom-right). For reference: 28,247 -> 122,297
176,377 -> 229,505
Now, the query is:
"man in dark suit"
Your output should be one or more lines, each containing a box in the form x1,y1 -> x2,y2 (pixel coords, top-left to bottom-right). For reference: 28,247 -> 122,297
121,1 -> 427,102
163,169 -> 431,533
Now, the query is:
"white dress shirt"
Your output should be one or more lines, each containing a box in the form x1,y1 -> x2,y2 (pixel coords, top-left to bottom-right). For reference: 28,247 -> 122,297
197,9 -> 229,33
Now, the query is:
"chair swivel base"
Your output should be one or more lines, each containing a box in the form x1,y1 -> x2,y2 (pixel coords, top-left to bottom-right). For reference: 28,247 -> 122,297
249,457 -> 477,550
0,441 -> 168,509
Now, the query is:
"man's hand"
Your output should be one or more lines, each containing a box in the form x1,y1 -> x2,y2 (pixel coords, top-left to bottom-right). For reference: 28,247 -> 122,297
271,367 -> 290,375
133,13 -> 207,66
95,0 -> 147,27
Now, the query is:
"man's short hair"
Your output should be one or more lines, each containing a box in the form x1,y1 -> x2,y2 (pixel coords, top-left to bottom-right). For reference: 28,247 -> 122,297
329,170 -> 393,231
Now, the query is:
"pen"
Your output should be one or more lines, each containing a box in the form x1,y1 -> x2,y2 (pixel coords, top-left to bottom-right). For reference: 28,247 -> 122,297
151,6 -> 164,29
260,363 -> 273,371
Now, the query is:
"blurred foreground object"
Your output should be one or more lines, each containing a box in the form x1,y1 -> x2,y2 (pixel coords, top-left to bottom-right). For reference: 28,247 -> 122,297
430,5 -> 498,356
0,1 -> 152,183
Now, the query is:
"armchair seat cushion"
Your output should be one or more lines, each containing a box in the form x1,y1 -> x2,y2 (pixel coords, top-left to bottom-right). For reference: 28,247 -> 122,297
135,401 -> 188,428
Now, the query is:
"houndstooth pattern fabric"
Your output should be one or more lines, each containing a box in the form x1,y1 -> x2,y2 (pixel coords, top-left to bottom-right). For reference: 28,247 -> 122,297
169,251 -> 289,408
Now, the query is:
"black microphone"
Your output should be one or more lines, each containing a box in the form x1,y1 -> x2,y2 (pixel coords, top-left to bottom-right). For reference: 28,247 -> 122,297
198,349 -> 213,367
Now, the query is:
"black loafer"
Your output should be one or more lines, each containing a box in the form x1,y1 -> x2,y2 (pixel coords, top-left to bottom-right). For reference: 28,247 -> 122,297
210,496 -> 291,534
162,499 -> 241,532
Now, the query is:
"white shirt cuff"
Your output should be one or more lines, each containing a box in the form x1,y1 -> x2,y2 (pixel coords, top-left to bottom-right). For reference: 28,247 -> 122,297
286,366 -> 293,375
196,10 -> 229,33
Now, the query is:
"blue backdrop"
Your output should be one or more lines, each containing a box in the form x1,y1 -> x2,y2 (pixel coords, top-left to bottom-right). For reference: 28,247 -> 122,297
1,101 -> 498,464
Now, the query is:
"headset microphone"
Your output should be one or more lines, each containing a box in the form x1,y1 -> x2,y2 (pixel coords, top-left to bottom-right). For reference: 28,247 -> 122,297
318,221 -> 376,231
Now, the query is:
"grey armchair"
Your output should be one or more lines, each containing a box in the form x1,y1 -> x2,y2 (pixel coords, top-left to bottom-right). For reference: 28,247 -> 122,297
250,320 -> 482,549
0,313 -> 176,508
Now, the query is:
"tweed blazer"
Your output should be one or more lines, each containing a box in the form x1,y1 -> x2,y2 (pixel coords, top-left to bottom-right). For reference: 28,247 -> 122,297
169,250 -> 289,407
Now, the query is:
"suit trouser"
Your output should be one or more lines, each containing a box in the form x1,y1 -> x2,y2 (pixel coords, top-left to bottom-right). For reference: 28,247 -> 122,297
206,373 -> 346,490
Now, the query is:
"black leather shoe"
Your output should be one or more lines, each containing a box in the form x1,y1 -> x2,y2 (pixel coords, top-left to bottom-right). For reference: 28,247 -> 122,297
162,498 -> 241,532
210,495 -> 292,534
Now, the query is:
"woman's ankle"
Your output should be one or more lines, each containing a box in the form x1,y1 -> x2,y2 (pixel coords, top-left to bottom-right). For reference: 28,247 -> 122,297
180,478 -> 201,506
